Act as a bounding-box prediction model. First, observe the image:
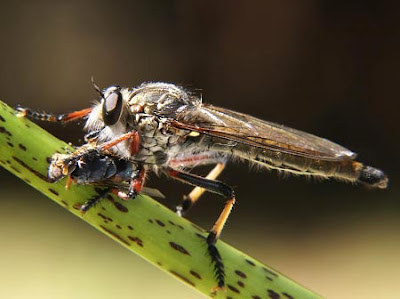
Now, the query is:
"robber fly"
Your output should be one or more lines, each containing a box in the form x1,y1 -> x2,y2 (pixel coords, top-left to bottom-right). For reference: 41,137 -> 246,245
18,82 -> 388,289
48,144 -> 164,212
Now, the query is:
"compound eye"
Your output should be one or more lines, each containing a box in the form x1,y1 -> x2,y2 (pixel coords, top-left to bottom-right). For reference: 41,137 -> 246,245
102,91 -> 123,126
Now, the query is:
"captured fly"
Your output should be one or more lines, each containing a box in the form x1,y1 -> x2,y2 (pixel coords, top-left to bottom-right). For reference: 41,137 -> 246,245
18,81 -> 388,289
48,145 -> 164,212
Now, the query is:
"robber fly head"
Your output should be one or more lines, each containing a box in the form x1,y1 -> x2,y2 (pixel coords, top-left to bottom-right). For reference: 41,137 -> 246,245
90,78 -> 125,126
85,85 -> 130,132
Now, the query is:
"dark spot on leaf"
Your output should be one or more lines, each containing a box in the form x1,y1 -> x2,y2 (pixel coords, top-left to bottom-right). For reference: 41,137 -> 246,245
113,201 -> 128,213
252,296 -> 262,299
127,225 -> 133,230
12,156 -> 49,181
128,235 -> 143,247
60,200 -> 68,207
7,142 -> 14,147
282,293 -> 294,299
32,157 -> 37,161
235,270 -> 247,278
97,213 -> 107,220
169,271 -> 195,287
189,270 -> 201,279
10,165 -> 20,173
155,219 -> 165,227
46,156 -> 52,163
177,224 -> 184,230
18,144 -> 27,151
195,233 -> 206,240
116,224 -> 122,229
0,126 -> 12,136
246,259 -> 256,266
237,281 -> 245,288
48,188 -> 59,196
99,225 -> 130,246
169,242 -> 191,256
267,289 -> 280,299
0,115 -> 5,122
148,219 -> 154,224
227,285 -> 240,294
263,267 -> 278,277
168,220 -> 176,226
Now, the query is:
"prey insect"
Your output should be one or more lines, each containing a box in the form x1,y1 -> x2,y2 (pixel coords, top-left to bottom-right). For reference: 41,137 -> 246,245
48,145 -> 164,212
18,81 -> 388,290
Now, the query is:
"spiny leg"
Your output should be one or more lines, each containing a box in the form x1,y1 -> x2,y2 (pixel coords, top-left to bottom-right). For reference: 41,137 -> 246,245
166,167 -> 235,290
79,187 -> 112,213
16,106 -> 93,122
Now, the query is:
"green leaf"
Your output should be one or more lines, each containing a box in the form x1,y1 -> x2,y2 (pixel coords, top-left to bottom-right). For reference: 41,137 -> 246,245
0,100 -> 323,299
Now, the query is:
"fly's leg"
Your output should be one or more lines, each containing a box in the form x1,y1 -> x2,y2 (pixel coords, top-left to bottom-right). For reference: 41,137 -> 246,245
84,130 -> 101,143
79,187 -> 112,213
166,168 -> 235,290
62,131 -> 140,168
177,163 -> 225,216
99,131 -> 140,155
16,106 -> 93,122
169,153 -> 227,216
117,165 -> 147,200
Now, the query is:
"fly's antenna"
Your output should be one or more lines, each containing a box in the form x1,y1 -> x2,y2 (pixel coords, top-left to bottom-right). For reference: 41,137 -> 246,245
91,76 -> 105,100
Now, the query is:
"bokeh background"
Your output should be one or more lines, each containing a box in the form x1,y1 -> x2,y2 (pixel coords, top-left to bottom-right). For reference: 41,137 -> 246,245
0,1 -> 399,298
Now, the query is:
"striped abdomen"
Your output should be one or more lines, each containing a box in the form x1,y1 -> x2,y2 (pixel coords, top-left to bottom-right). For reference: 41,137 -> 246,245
205,138 -> 388,189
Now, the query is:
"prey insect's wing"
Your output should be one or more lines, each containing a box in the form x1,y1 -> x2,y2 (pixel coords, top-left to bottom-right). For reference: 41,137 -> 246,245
141,187 -> 166,199
173,104 -> 357,162
84,180 -> 166,199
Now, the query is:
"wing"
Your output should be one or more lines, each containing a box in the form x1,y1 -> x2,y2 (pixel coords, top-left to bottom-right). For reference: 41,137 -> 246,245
83,181 -> 165,199
172,104 -> 356,162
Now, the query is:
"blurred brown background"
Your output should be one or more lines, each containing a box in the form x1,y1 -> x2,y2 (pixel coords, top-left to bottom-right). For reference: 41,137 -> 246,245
0,1 -> 399,298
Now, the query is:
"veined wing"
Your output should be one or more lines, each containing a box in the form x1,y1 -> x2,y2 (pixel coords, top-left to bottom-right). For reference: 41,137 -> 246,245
173,104 -> 356,162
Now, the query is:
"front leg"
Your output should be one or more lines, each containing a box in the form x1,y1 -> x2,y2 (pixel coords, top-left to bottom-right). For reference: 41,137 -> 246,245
16,106 -> 93,122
